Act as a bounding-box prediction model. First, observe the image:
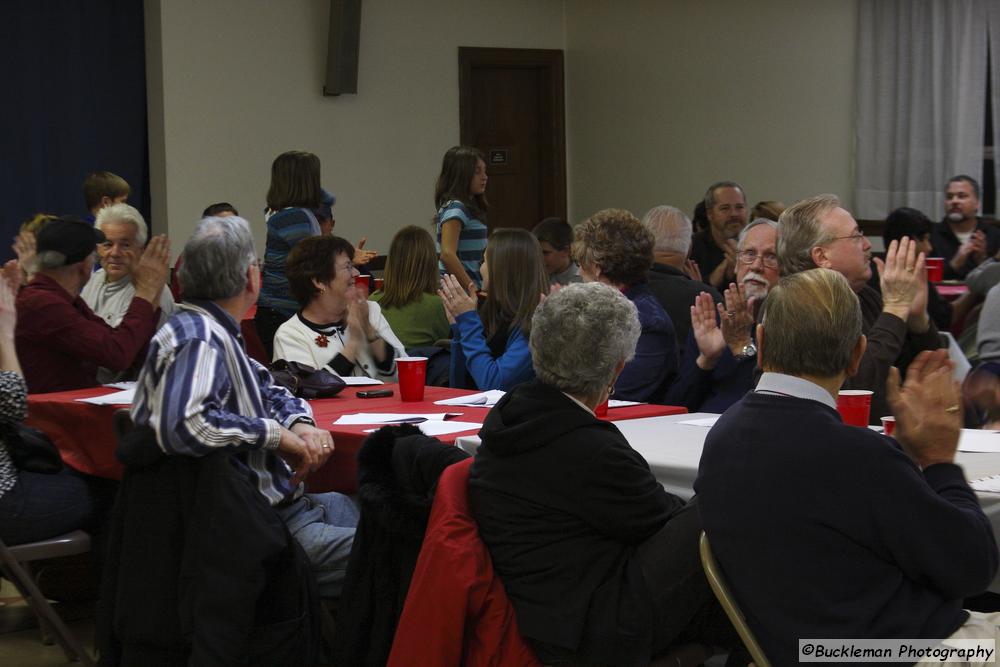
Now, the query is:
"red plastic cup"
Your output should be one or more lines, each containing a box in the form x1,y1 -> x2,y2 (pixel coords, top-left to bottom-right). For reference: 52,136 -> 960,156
355,275 -> 371,291
374,277 -> 384,291
397,356 -> 428,401
837,390 -> 873,426
880,416 -> 896,436
595,399 -> 609,418
926,257 -> 944,283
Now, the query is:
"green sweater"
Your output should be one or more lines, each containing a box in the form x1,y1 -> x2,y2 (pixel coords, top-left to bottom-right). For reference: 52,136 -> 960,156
369,292 -> 451,350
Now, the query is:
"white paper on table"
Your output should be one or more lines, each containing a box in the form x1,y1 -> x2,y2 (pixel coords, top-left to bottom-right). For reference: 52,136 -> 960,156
337,376 -> 384,386
971,474 -> 1000,493
364,421 -> 482,437
334,412 -> 462,425
77,388 -> 136,405
676,416 -> 720,427
103,381 -> 136,390
608,399 -> 641,408
434,390 -> 507,407
957,430 -> 1000,453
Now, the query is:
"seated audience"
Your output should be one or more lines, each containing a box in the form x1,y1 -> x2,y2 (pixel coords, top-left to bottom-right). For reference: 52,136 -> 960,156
470,282 -> 739,666
131,215 -> 357,596
370,226 -> 450,350
0,278 -> 104,545
696,268 -> 998,666
932,175 -> 1000,280
884,206 -> 957,331
532,217 -> 581,286
82,170 -> 130,224
641,204 -> 721,354
256,150 -> 325,358
574,208 -> 678,402
82,203 -> 175,382
274,235 -> 405,380
778,194 -> 940,422
666,219 -> 780,412
439,228 -> 546,391
750,199 -> 784,221
690,181 -> 749,289
16,217 -> 168,393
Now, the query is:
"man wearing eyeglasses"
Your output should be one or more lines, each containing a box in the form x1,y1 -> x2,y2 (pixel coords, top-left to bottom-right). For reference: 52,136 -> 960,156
665,218 -> 780,412
777,194 -> 941,423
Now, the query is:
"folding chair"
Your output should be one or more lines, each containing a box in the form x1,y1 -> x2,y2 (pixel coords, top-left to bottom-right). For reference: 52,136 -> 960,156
699,532 -> 771,667
0,531 -> 95,665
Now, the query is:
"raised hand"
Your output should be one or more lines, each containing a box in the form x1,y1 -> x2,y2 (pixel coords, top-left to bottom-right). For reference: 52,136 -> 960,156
684,259 -> 702,283
886,349 -> 960,469
353,237 -> 378,266
875,237 -> 921,322
691,292 -> 725,370
971,230 -> 988,265
719,282 -> 754,356
0,276 -> 17,341
438,273 -> 478,319
131,235 -> 171,304
12,231 -> 36,282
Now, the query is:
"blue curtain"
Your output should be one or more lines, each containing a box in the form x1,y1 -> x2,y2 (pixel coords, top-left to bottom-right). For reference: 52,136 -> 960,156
0,0 -> 148,261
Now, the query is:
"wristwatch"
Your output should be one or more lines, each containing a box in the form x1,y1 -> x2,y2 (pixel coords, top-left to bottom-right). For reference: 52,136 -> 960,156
735,341 -> 757,360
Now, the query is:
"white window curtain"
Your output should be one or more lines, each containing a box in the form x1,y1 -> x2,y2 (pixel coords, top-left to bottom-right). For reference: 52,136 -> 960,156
855,0 -> 987,220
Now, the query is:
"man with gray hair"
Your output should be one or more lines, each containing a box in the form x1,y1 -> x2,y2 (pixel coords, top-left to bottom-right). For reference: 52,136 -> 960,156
131,216 -> 357,597
697,268 -> 998,666
689,181 -> 749,290
642,205 -> 720,354
665,218 -> 780,412
777,194 -> 940,423
82,203 -> 176,382
15,216 -> 169,393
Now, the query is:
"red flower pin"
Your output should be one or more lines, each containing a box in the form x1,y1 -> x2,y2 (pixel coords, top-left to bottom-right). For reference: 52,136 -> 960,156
315,334 -> 329,348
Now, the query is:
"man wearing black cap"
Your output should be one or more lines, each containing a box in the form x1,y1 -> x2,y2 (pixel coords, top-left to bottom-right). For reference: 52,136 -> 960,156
15,217 -> 169,393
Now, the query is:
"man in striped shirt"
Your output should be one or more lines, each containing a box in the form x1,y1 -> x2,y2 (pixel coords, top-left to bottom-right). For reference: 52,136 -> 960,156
131,215 -> 357,596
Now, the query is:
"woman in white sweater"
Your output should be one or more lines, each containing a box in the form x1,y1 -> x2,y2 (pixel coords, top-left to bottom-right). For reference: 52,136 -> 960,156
273,235 -> 405,381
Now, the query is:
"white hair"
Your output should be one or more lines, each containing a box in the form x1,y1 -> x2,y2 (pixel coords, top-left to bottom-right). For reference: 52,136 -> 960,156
95,203 -> 149,246
641,205 -> 692,255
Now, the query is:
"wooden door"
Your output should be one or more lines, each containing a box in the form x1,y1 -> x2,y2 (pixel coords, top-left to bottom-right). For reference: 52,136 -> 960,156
458,48 -> 567,231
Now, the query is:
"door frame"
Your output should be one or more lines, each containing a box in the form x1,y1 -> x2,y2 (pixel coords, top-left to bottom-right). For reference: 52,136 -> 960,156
457,47 -> 567,222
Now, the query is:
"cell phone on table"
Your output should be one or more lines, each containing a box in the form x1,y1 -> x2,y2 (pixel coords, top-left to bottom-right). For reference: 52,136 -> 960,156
357,389 -> 393,398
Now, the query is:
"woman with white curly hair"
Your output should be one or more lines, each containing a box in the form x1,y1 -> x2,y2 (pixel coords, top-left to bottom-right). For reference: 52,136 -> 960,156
469,282 -> 740,667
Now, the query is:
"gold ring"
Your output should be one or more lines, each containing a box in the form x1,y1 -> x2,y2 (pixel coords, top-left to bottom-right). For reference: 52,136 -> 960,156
322,444 -> 330,449
945,405 -> 960,413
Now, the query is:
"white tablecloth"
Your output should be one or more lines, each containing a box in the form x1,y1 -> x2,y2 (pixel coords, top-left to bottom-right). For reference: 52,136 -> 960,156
456,412 -> 1000,593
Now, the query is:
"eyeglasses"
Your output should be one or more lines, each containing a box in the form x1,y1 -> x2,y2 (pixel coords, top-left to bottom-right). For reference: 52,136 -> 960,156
737,249 -> 779,268
829,231 -> 866,244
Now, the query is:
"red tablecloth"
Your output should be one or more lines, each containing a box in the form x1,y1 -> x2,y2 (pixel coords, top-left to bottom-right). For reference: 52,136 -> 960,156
26,384 -> 686,494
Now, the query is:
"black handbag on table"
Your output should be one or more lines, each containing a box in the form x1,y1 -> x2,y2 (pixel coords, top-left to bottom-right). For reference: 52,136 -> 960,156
270,360 -> 347,399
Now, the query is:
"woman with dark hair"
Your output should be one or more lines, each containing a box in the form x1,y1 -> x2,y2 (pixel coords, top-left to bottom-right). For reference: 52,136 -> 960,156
438,228 -> 547,391
883,206 -> 953,330
273,235 -> 405,381
435,146 -> 489,288
255,150 -> 324,357
574,208 -> 678,402
370,225 -> 450,349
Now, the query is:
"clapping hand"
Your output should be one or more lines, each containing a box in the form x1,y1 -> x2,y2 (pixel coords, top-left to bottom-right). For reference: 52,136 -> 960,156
719,282 -> 754,356
0,275 -> 16,341
353,238 -> 378,266
438,274 -> 478,324
886,350 -> 960,469
691,292 -> 725,370
875,237 -> 923,322
131,235 -> 171,304
683,259 -> 703,283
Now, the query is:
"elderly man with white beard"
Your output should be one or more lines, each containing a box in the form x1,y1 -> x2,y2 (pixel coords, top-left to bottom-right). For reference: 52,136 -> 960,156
665,218 -> 779,412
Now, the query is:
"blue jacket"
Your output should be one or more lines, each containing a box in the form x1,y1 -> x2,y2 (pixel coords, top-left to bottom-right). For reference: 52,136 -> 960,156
665,327 -> 756,413
449,311 -> 534,391
615,283 -> 677,403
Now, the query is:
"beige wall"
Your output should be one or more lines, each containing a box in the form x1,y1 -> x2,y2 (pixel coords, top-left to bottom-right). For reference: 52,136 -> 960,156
564,0 -> 858,224
147,0 -> 859,256
145,0 -> 566,256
